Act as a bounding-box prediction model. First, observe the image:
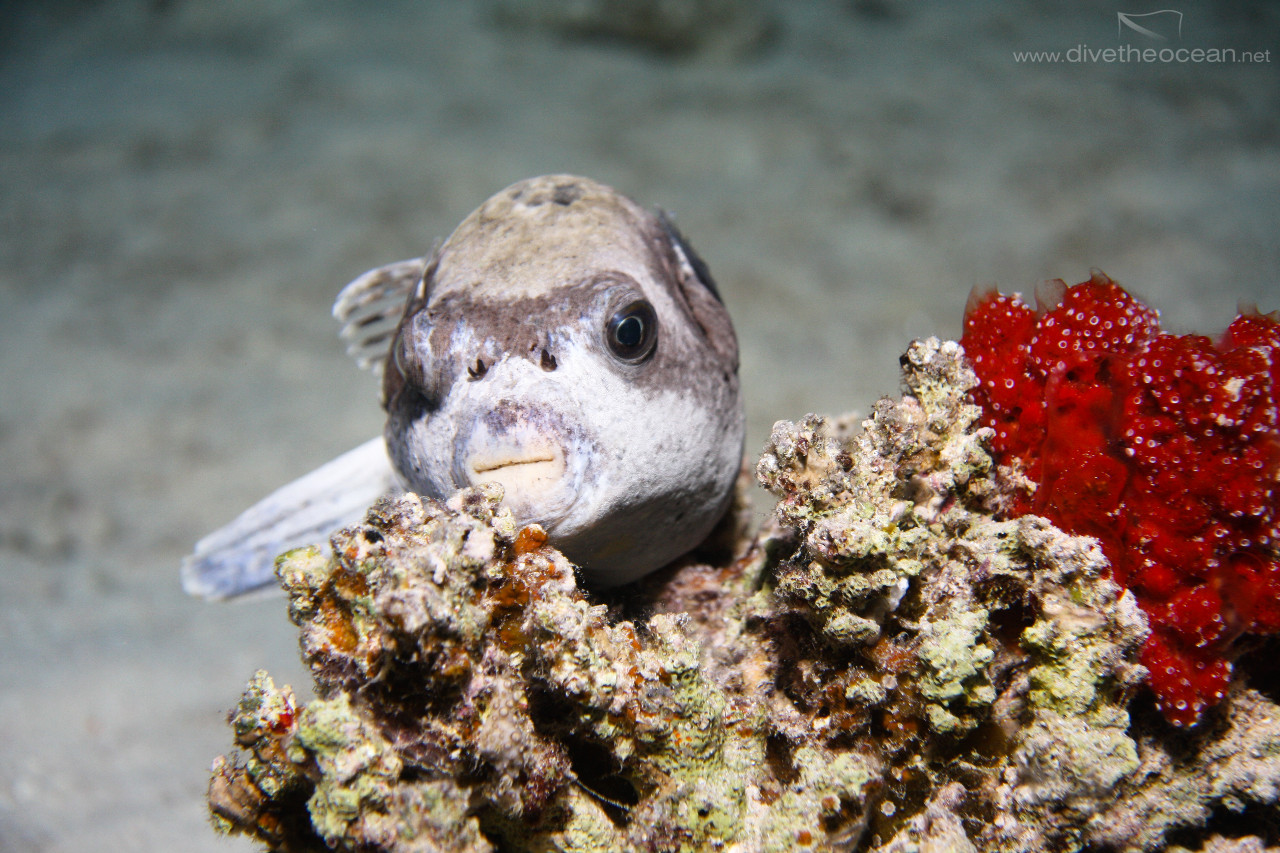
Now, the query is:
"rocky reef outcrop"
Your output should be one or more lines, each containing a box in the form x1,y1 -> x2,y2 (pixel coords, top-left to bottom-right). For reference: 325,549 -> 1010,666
206,338 -> 1280,852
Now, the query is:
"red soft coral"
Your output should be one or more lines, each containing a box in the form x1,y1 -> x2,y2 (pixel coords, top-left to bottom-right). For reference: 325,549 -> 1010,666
962,270 -> 1280,727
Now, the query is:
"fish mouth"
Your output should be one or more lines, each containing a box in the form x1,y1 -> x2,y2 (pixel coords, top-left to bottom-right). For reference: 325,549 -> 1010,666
469,451 -> 559,475
463,444 -> 569,505
454,397 -> 588,531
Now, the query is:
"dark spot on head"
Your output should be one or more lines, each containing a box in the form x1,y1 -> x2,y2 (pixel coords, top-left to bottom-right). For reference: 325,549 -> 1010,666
540,348 -> 557,371
467,357 -> 488,380
553,183 -> 581,206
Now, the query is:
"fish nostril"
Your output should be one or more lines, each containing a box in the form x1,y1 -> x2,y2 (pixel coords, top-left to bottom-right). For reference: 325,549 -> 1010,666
467,357 -> 488,380
540,348 -> 557,372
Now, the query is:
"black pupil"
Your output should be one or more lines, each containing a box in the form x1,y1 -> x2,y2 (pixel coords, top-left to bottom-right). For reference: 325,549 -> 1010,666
606,300 -> 656,362
616,315 -> 644,348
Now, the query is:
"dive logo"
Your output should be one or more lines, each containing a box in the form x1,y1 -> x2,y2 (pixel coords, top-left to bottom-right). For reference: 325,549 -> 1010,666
1117,10 -> 1184,42
1012,7 -> 1270,64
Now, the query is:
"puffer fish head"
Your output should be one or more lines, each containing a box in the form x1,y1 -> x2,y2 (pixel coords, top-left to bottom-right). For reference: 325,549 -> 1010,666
380,175 -> 744,587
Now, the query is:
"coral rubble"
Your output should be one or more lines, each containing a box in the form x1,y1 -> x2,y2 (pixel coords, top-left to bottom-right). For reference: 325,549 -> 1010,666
206,338 -> 1280,852
962,272 -> 1280,727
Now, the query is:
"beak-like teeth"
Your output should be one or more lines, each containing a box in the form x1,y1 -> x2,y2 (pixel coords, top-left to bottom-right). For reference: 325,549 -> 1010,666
469,451 -> 558,475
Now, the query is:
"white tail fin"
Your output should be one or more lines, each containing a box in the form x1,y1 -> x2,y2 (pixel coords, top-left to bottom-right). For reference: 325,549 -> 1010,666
182,436 -> 401,600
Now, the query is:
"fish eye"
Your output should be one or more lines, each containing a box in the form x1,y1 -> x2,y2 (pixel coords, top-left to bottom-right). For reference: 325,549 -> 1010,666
605,299 -> 658,363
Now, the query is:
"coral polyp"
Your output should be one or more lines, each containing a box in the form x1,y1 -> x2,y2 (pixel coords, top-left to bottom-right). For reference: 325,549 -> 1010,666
962,271 -> 1280,727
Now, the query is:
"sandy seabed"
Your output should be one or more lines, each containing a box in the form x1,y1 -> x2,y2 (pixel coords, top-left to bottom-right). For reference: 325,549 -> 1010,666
0,1 -> 1276,850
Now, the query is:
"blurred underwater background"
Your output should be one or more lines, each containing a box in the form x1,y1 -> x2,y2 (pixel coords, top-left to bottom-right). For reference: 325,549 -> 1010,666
0,1 -> 1276,849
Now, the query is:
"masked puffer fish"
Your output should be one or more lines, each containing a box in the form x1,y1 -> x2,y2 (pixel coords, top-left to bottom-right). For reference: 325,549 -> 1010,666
183,175 -> 745,598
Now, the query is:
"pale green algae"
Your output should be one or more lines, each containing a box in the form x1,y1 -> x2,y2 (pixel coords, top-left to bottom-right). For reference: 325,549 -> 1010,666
754,339 -> 1143,746
206,338 -> 1280,852
295,694 -> 402,844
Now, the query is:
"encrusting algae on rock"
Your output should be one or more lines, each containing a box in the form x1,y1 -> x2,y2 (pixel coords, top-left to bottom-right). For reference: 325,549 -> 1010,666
208,483 -> 880,851
206,337 -> 1280,852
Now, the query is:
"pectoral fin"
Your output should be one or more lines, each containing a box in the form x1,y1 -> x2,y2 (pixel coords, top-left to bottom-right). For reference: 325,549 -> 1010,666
333,256 -> 429,374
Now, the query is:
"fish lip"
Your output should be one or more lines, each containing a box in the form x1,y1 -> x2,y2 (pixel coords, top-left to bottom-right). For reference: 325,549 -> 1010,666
453,398 -> 587,530
468,451 -> 559,475
462,444 -> 567,490
462,444 -> 576,532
